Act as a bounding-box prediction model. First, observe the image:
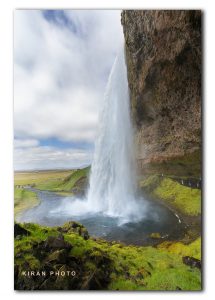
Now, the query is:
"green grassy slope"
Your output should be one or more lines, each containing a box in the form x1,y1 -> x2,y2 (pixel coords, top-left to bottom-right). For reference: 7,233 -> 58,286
14,170 -> 74,186
14,167 -> 90,216
140,175 -> 201,216
35,166 -> 90,194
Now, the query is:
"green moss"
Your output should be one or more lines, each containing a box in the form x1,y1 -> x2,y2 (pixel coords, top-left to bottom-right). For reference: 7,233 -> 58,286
145,268 -> 201,291
19,223 -> 58,242
84,261 -> 96,271
23,254 -> 41,269
159,238 -> 201,260
150,232 -> 161,238
139,150 -> 201,178
15,222 -> 201,291
139,175 -> 161,193
140,175 -> 201,216
107,244 -> 201,290
154,178 -> 201,216
109,278 -> 144,290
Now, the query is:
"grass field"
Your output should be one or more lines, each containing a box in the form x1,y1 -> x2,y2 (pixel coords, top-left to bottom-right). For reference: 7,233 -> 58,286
14,167 -> 90,216
14,188 -> 39,218
35,167 -> 90,193
14,169 -> 75,186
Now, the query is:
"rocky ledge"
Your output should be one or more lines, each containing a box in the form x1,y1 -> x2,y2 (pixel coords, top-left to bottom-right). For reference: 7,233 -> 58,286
121,10 -> 201,177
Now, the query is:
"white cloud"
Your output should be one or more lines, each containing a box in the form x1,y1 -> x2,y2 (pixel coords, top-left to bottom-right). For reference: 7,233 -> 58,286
14,10 -> 123,170
14,139 -> 39,148
14,145 -> 92,171
14,10 -> 123,142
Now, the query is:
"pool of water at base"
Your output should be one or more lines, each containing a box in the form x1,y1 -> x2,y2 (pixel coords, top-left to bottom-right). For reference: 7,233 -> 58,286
16,188 -> 185,246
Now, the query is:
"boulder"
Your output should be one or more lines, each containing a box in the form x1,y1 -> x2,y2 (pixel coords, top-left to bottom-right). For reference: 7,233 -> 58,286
41,234 -> 72,251
182,256 -> 201,269
59,221 -> 89,240
45,249 -> 68,264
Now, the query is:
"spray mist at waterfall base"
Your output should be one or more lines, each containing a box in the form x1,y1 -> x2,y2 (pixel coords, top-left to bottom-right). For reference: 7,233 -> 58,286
51,193 -> 150,227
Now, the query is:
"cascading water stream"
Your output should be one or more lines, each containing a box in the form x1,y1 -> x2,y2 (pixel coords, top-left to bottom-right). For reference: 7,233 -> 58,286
52,45 -> 148,225
87,46 -> 142,222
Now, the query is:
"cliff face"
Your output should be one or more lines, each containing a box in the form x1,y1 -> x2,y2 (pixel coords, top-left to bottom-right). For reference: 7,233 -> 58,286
121,10 -> 201,177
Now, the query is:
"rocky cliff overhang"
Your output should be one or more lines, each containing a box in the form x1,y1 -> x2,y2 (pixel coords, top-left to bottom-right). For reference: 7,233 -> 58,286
122,10 -> 201,177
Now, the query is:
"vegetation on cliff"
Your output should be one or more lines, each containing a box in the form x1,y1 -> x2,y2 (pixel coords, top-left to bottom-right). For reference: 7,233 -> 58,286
140,175 -> 201,216
15,222 -> 201,291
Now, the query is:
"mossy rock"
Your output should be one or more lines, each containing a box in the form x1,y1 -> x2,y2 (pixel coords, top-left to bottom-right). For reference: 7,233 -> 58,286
45,249 -> 68,264
150,232 -> 161,239
14,222 -> 201,290
59,221 -> 89,240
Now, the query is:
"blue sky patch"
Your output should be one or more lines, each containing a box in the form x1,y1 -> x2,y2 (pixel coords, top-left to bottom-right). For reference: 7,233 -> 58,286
39,137 -> 94,150
42,10 -> 78,34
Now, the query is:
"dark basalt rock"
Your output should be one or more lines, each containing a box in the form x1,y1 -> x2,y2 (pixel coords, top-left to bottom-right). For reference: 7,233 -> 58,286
14,220 -> 114,290
59,221 -> 89,240
14,223 -> 29,238
121,10 -> 201,177
45,249 -> 68,264
15,243 -> 112,289
182,256 -> 201,270
41,234 -> 72,251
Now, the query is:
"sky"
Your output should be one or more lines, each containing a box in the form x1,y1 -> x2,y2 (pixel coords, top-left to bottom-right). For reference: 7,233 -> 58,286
14,10 -> 123,171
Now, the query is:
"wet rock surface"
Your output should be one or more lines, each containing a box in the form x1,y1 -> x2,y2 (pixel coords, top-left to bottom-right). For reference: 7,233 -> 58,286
121,10 -> 201,177
39,234 -> 72,251
182,256 -> 201,270
14,223 -> 29,238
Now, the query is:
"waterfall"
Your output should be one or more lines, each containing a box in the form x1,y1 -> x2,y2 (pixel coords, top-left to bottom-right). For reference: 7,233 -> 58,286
56,45 -> 147,225
86,46 -> 144,223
